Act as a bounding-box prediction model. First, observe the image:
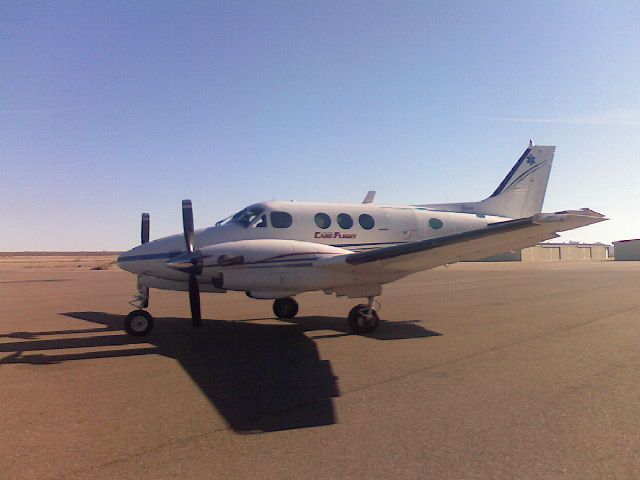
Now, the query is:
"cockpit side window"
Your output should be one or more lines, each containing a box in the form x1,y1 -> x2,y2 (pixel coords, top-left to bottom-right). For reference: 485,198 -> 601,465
255,214 -> 267,227
231,210 -> 250,226
218,207 -> 266,228
271,211 -> 293,228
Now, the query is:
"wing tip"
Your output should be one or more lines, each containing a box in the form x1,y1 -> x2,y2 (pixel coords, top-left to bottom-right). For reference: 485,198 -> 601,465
534,208 -> 608,228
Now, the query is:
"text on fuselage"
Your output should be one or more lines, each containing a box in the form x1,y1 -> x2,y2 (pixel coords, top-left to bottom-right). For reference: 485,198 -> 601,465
314,232 -> 357,239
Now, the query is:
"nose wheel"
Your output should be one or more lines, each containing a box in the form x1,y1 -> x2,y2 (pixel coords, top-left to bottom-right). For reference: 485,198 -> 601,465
125,309 -> 154,336
348,297 -> 380,334
273,297 -> 299,319
125,275 -> 153,336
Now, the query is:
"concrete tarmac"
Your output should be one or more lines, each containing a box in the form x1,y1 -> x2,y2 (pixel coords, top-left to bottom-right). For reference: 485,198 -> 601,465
2,257 -> 640,479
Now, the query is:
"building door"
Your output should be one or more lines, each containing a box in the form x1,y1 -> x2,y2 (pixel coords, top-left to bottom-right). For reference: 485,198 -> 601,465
543,247 -> 561,261
578,247 -> 592,259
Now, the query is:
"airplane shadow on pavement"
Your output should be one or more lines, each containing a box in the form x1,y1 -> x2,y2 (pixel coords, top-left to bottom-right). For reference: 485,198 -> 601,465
0,312 -> 440,433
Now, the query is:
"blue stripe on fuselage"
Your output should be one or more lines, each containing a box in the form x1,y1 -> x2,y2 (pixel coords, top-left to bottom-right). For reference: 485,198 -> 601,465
118,252 -> 175,262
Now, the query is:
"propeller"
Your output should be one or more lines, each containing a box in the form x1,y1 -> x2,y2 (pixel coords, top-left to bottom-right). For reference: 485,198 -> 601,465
183,200 -> 202,327
165,200 -> 202,327
188,273 -> 201,326
182,200 -> 196,254
137,213 -> 150,308
141,213 -> 150,244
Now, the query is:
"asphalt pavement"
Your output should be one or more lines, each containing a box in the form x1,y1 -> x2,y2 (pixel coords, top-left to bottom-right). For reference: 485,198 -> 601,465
2,259 -> 639,479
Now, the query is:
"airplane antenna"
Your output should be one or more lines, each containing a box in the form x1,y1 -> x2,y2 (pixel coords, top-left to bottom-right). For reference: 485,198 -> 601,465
362,191 -> 376,204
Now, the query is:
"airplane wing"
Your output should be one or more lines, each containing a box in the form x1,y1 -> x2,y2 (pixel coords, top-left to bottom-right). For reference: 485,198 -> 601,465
316,209 -> 607,274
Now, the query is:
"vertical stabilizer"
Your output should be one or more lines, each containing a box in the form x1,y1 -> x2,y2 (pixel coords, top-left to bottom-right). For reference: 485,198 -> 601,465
480,144 -> 555,218
418,143 -> 555,219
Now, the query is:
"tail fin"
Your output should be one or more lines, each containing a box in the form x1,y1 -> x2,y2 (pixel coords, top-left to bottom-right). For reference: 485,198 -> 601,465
419,142 -> 555,219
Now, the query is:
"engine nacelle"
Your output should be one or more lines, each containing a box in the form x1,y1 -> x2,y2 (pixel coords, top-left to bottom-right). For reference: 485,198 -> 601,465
140,275 -> 226,293
245,290 -> 299,299
200,239 -> 350,295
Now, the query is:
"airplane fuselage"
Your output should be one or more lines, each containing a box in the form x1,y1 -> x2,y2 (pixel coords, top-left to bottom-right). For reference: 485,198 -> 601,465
115,143 -> 606,337
118,201 -> 508,298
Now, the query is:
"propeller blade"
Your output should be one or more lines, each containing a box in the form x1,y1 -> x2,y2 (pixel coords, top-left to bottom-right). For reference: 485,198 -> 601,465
181,200 -> 202,326
182,200 -> 195,254
141,213 -> 150,244
188,273 -> 201,327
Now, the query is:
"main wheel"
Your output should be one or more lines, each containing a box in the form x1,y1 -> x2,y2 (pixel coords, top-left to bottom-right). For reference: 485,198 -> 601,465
125,309 -> 154,336
348,304 -> 380,334
273,297 -> 299,319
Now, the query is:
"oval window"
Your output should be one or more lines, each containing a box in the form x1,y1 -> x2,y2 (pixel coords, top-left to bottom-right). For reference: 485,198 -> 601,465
314,212 -> 331,229
429,218 -> 444,229
337,213 -> 353,229
359,214 -> 375,230
271,211 -> 293,228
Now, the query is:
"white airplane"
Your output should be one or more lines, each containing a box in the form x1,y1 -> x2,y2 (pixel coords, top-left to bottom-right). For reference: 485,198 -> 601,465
117,142 -> 606,336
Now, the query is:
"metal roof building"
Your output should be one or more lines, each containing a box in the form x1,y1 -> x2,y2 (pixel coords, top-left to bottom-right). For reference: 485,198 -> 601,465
612,239 -> 640,261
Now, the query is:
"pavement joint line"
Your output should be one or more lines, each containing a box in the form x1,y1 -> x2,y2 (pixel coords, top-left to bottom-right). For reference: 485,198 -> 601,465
46,303 -> 640,480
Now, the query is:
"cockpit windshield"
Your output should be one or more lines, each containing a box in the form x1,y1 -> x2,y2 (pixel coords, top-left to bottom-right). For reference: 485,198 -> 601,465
216,206 -> 267,228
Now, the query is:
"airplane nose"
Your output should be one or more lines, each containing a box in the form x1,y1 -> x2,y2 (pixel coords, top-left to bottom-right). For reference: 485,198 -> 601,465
117,237 -> 183,277
117,247 -> 143,274
117,250 -> 133,273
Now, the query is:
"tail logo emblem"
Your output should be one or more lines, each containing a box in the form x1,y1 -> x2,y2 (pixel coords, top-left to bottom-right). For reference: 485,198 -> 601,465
526,154 -> 537,166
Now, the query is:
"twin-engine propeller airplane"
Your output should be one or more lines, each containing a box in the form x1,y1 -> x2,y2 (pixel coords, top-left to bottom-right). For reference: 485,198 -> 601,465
118,142 -> 606,336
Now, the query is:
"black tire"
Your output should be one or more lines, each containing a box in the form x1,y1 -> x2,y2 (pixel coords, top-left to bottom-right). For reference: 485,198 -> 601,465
125,309 -> 154,336
348,304 -> 380,334
273,297 -> 299,319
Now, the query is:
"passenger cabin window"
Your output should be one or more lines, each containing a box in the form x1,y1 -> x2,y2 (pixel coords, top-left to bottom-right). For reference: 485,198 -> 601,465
359,214 -> 375,230
337,213 -> 353,229
429,218 -> 444,229
315,212 -> 331,229
271,211 -> 293,228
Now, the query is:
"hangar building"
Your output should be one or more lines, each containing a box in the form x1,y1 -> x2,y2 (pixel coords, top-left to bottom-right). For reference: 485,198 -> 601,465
479,243 -> 610,262
612,239 -> 640,261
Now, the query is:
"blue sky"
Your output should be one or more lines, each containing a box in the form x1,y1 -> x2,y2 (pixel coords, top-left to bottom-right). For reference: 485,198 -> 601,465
2,1 -> 639,250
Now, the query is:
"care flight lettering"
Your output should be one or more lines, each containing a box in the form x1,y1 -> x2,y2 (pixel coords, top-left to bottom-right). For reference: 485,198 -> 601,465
314,231 -> 357,239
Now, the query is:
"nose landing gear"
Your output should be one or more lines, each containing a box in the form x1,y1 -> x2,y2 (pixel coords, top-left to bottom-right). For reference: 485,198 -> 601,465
348,296 -> 380,334
125,276 -> 154,336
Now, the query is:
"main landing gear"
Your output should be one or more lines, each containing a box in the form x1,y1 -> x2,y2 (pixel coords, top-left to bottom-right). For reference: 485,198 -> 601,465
272,295 -> 380,335
273,297 -> 299,319
347,296 -> 380,334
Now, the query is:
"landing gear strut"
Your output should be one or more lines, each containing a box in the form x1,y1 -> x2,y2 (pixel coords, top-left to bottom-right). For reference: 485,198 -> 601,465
348,296 -> 380,334
273,297 -> 299,319
125,275 -> 154,336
